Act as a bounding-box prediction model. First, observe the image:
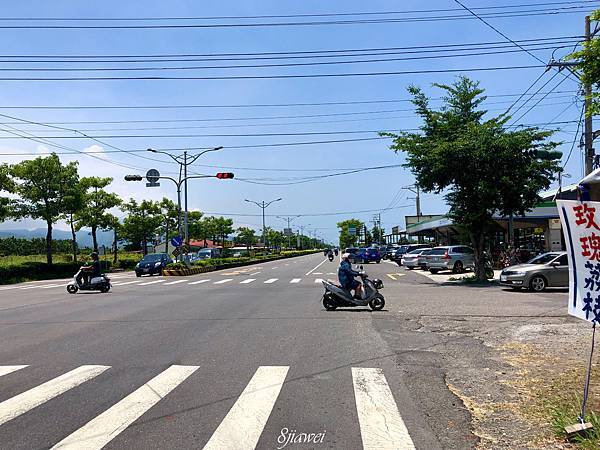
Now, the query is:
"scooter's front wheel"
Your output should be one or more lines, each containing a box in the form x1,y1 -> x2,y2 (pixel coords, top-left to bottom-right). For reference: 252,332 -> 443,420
369,294 -> 385,311
67,284 -> 78,294
322,294 -> 337,311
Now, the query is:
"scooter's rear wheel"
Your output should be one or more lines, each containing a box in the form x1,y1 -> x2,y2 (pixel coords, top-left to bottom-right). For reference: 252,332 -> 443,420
369,294 -> 385,311
322,294 -> 337,311
67,284 -> 78,294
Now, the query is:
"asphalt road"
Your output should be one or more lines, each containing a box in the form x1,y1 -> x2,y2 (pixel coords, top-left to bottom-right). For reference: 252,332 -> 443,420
0,253 -> 568,449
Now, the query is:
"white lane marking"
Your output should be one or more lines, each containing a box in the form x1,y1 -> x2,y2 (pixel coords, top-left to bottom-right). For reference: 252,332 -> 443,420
271,267 -> 279,269
249,272 -> 261,276
305,258 -> 328,276
203,366 -> 289,450
0,366 -> 28,377
111,280 -> 142,286
138,279 -> 166,286
39,284 -> 65,289
327,272 -> 336,275
290,278 -> 301,283
52,365 -> 199,450
214,279 -> 233,284
163,279 -> 189,286
0,365 -> 110,426
264,278 -> 278,284
314,278 -> 324,283
387,274 -> 398,280
313,272 -> 323,275
352,368 -> 416,450
284,264 -> 289,266
188,279 -> 210,285
240,279 -> 256,284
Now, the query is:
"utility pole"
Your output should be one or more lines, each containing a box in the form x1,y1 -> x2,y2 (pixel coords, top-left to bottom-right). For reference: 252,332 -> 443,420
245,198 -> 282,251
277,215 -> 300,249
403,183 -> 423,243
548,15 -> 595,175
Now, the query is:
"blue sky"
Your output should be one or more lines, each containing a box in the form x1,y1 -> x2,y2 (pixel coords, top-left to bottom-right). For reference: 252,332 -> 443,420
0,0 -> 593,243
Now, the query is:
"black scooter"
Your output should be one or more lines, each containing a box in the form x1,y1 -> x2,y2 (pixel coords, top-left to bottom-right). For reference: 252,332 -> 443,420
321,269 -> 385,311
328,253 -> 334,261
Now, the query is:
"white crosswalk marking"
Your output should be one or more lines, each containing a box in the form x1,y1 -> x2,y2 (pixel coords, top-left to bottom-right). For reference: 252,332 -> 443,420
240,279 -> 256,284
0,365 -> 110,426
0,365 -> 28,377
313,272 -> 323,275
264,278 -> 278,284
163,279 -> 188,286
214,279 -> 233,284
188,279 -> 210,285
111,280 -> 142,286
290,278 -> 301,283
138,279 -> 165,286
352,368 -> 415,450
249,272 -> 261,276
38,284 -> 64,289
314,278 -> 324,283
203,366 -> 289,450
52,365 -> 199,450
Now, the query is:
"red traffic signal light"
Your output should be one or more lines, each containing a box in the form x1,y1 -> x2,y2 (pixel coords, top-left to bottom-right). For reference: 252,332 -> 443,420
216,172 -> 234,179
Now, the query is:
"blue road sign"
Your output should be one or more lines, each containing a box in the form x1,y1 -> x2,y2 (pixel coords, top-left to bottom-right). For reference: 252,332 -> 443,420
171,236 -> 183,247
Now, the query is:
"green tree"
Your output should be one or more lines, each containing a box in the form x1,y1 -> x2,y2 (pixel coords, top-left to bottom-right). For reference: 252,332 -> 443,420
159,197 -> 179,254
235,227 -> 257,249
75,177 -> 122,253
213,216 -> 234,248
568,10 -> 600,115
372,225 -> 384,245
120,199 -> 162,255
337,219 -> 364,249
102,213 -> 120,264
382,77 -> 560,280
9,154 -> 79,265
0,164 -> 14,222
189,215 -> 213,247
63,180 -> 85,262
265,227 -> 284,251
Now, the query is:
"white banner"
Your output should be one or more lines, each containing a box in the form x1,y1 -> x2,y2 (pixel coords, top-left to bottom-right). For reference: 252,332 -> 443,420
558,199 -> 600,323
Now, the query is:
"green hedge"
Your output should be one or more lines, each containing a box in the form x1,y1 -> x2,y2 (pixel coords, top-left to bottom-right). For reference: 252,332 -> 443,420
0,260 -> 113,285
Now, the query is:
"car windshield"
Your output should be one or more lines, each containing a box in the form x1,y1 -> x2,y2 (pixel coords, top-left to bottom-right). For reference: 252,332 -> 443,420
527,253 -> 560,264
141,254 -> 163,262
198,249 -> 211,255
397,245 -> 409,253
429,248 -> 448,255
407,249 -> 423,254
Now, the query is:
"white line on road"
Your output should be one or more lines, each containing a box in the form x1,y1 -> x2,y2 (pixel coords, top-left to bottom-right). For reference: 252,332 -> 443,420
138,279 -> 166,286
203,366 -> 289,450
240,279 -> 256,284
314,278 -> 324,283
271,267 -> 279,269
52,365 -> 199,450
249,271 -> 261,276
264,278 -> 278,284
313,272 -> 323,275
111,280 -> 142,286
387,274 -> 397,280
352,367 -> 415,450
188,279 -> 210,285
290,278 -> 301,283
163,279 -> 188,286
0,366 -> 28,377
305,258 -> 328,276
0,365 -> 110,426
214,279 -> 233,284
39,284 -> 64,289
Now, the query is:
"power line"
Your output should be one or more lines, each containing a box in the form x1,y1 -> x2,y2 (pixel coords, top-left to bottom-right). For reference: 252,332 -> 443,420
510,75 -> 571,124
507,71 -> 561,121
563,103 -> 585,166
203,204 -> 414,218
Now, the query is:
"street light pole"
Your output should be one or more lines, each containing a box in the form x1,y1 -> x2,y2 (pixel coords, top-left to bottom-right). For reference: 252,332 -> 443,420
277,216 -> 300,249
245,198 -> 282,251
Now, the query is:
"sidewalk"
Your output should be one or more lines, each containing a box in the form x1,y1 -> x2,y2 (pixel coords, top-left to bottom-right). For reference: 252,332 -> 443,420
403,266 -> 502,283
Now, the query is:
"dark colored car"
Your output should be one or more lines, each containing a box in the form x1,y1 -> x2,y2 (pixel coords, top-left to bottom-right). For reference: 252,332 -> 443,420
135,253 -> 172,277
392,244 -> 431,265
382,245 -> 399,260
352,247 -> 381,264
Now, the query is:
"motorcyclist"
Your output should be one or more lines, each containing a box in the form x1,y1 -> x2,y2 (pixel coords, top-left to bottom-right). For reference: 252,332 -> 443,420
76,252 -> 101,286
338,253 -> 363,299
327,248 -> 334,260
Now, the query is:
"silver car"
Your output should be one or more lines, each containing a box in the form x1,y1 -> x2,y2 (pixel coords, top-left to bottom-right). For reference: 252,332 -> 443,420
500,252 -> 568,292
401,248 -> 430,269
427,246 -> 475,274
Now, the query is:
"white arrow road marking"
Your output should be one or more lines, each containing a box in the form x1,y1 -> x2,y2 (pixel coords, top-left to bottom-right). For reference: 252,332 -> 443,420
203,366 -> 289,450
0,365 -> 110,426
0,366 -> 28,377
188,279 -> 210,285
163,279 -> 188,286
264,278 -> 278,284
138,279 -> 166,286
290,278 -> 301,283
214,279 -> 233,284
240,279 -> 256,284
352,368 -> 416,450
52,365 -> 199,450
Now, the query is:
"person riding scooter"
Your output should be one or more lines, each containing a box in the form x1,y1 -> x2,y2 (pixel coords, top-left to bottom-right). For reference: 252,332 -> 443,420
76,252 -> 101,287
338,253 -> 363,299
327,248 -> 334,261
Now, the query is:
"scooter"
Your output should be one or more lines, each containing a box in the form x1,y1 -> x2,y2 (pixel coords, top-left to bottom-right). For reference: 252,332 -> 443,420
321,269 -> 385,311
328,253 -> 334,262
67,269 -> 111,294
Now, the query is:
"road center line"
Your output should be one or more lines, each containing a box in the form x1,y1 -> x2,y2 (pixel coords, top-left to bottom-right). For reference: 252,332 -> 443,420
163,279 -> 188,286
352,367 -> 416,450
203,366 -> 289,450
305,258 -> 328,276
52,365 -> 199,450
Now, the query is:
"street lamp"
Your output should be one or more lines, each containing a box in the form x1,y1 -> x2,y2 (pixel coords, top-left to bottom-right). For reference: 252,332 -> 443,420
277,215 -> 300,249
245,198 -> 282,251
147,147 -> 223,246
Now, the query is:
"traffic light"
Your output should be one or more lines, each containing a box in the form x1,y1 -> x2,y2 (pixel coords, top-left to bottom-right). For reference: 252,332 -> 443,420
523,149 -> 563,160
216,172 -> 235,179
124,175 -> 143,181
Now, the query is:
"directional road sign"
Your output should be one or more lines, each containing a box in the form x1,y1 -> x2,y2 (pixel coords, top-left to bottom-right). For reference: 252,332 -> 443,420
171,236 -> 183,247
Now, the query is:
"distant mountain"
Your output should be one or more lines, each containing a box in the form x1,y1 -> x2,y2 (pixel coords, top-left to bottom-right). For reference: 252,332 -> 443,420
0,228 -> 114,248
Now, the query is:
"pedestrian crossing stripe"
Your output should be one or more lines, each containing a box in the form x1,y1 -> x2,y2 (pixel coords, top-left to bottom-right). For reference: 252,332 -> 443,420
290,278 -> 301,283
188,279 -> 210,285
214,279 -> 233,284
163,279 -> 188,286
264,278 -> 278,284
138,279 -> 166,286
0,365 -> 415,449
240,278 -> 256,284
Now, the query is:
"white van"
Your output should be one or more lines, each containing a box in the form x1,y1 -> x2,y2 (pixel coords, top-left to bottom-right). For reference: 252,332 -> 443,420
197,248 -> 221,260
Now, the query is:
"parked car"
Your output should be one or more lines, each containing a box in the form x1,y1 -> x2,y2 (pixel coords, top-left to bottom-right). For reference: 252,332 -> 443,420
417,248 -> 434,270
382,245 -> 399,260
197,248 -> 221,260
499,252 -> 568,292
135,253 -> 172,277
392,244 -> 431,265
427,246 -> 475,274
353,247 -> 381,264
401,248 -> 429,269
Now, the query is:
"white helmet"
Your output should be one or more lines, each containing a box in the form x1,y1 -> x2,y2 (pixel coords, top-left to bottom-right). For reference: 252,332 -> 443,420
341,253 -> 350,260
